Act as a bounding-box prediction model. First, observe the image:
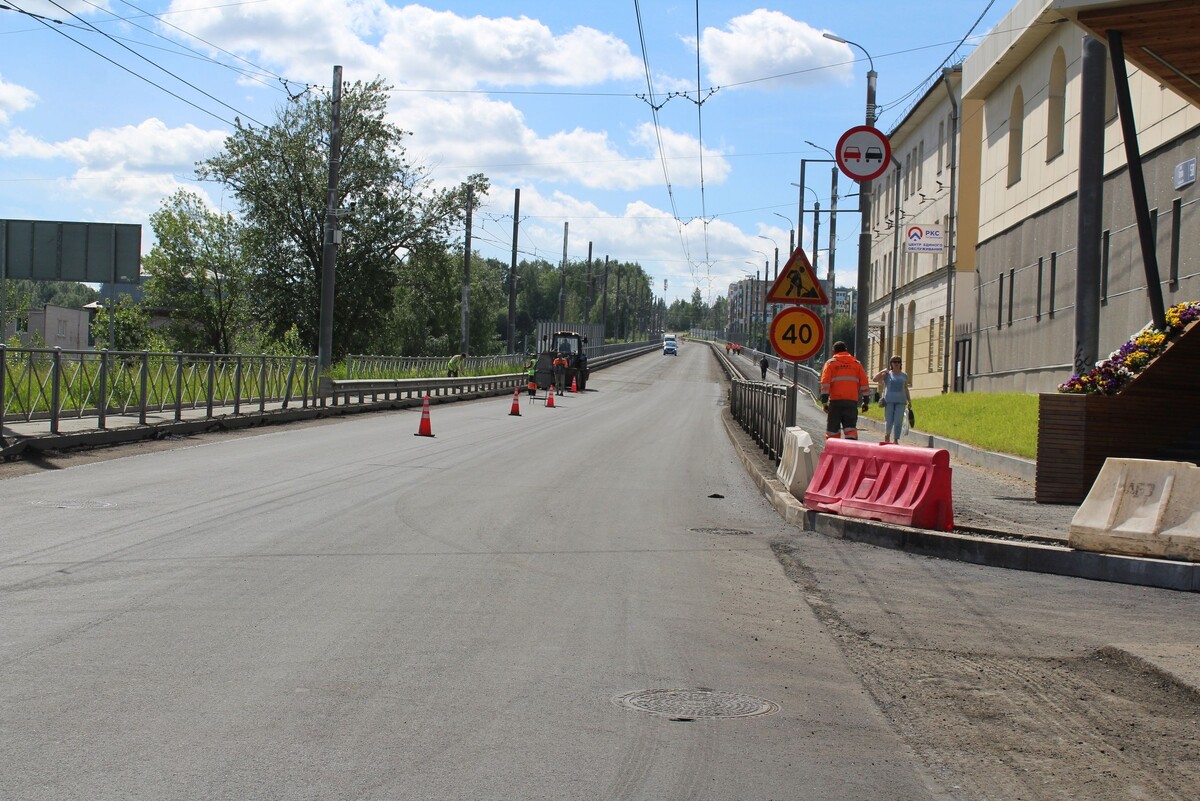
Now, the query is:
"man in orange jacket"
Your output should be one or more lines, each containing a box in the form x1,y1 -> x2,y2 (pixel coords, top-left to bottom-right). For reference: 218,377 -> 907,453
819,340 -> 871,440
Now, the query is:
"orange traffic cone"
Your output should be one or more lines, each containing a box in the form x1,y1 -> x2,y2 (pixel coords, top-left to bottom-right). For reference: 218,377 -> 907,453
414,394 -> 435,437
509,386 -> 521,416
546,385 -> 556,408
570,375 -> 578,393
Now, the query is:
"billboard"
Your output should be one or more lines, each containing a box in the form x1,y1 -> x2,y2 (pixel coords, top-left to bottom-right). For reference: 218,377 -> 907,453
1,219 -> 141,284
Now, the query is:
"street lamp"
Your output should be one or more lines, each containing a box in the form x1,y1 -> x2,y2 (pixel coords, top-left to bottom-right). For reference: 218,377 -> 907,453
823,31 -> 877,363
771,212 -> 795,253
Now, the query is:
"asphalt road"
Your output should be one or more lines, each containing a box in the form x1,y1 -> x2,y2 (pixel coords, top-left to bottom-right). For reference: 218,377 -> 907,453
1,344 -> 935,801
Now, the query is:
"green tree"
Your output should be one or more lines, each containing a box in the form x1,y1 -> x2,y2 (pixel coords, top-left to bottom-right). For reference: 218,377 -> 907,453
197,78 -> 483,358
89,294 -> 152,351
142,189 -> 253,354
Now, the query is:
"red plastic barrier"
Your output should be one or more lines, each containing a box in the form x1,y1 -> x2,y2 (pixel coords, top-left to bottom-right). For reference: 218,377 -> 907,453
802,439 -> 954,531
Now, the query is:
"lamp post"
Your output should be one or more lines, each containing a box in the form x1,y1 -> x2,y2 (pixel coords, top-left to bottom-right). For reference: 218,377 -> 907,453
758,236 -> 779,352
771,212 -> 795,254
806,141 -> 842,361
823,31 -> 876,363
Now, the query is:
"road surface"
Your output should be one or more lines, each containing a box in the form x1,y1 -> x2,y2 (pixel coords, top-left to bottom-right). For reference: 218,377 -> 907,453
2,344 -> 1197,800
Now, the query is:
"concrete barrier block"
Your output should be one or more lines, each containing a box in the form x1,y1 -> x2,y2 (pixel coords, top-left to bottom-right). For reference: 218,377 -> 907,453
776,427 -> 818,499
1069,458 -> 1200,562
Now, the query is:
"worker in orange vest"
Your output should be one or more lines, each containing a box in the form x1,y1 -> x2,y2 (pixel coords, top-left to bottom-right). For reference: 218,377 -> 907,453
819,340 -> 871,440
552,352 -> 568,396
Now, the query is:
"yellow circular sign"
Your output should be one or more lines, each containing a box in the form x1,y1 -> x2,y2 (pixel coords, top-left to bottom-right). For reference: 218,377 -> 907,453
769,306 -> 825,362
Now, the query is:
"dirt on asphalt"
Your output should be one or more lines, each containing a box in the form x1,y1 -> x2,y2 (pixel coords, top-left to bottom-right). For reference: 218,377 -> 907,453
772,538 -> 1200,801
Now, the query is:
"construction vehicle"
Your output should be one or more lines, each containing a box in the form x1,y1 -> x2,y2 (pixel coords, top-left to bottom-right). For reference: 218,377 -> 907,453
532,331 -> 589,391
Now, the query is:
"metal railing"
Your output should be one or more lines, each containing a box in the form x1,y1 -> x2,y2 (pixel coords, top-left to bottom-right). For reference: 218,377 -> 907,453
0,346 -> 319,434
346,353 -> 526,379
715,342 -> 822,462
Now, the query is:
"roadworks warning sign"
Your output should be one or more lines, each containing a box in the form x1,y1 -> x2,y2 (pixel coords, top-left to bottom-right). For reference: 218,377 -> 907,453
766,247 -> 828,305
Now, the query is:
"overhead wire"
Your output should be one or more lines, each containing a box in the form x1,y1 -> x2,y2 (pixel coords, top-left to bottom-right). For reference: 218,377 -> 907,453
39,0 -> 267,127
632,0 -> 695,276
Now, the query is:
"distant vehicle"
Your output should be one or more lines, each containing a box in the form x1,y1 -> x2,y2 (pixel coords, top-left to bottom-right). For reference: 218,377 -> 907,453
865,146 -> 884,163
843,146 -> 862,162
663,341 -> 678,356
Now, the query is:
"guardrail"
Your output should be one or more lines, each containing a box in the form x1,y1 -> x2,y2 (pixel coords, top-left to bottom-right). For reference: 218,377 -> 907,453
712,342 -> 822,462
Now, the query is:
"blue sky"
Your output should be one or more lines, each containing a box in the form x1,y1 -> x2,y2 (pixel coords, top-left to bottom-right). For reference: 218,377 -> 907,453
0,0 -> 1010,305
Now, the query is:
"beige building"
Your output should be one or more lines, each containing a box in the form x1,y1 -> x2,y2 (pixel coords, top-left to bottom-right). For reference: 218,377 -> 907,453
866,68 -> 964,397
953,0 -> 1200,393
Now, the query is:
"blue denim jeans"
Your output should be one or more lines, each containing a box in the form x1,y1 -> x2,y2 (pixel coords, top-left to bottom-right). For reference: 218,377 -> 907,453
884,401 -> 906,441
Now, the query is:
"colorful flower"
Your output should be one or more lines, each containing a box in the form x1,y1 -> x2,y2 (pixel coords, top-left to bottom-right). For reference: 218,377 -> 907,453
1058,301 -> 1200,394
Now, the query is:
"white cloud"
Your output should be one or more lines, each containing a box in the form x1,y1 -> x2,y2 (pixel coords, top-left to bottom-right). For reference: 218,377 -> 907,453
165,0 -> 643,89
0,118 -> 228,218
401,94 -> 728,192
0,76 -> 37,125
699,10 -> 851,89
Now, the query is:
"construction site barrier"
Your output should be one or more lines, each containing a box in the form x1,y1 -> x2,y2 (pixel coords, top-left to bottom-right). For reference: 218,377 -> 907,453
803,439 -> 954,531
776,427 -> 818,499
1069,458 -> 1200,562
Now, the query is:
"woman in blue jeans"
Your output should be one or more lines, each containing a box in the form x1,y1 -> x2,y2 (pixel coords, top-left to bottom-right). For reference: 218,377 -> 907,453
872,356 -> 912,443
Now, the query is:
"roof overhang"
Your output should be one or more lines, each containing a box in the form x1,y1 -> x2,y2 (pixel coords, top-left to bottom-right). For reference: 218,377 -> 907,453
1054,0 -> 1200,108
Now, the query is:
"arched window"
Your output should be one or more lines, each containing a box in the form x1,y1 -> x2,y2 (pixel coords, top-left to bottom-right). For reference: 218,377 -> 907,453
1008,86 -> 1025,186
1047,48 -> 1066,160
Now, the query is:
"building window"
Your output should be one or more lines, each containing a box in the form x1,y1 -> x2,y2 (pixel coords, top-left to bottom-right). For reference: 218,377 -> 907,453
997,272 -> 1005,330
1008,86 -> 1024,186
937,121 -> 945,174
1007,268 -> 1015,327
917,140 -> 924,190
1036,256 -> 1044,321
1101,229 -> 1110,305
1049,251 -> 1058,318
1170,198 -> 1182,289
928,317 -> 937,372
1047,48 -> 1066,161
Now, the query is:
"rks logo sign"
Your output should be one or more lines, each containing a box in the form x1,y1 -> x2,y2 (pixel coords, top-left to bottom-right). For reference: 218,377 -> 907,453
905,224 -> 945,253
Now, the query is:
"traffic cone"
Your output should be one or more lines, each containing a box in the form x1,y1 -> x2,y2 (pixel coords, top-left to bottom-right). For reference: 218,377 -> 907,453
546,385 -> 556,408
509,386 -> 521,416
414,394 -> 435,437
570,375 -> 578,393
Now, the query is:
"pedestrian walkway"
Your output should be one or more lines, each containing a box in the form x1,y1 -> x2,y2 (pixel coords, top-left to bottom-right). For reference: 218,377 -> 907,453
722,346 -> 1198,593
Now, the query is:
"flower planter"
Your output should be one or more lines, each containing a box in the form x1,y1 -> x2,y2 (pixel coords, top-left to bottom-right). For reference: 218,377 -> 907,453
1038,315 -> 1200,504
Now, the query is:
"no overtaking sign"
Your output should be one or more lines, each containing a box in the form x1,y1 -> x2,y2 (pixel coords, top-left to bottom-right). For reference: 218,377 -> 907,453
835,125 -> 892,182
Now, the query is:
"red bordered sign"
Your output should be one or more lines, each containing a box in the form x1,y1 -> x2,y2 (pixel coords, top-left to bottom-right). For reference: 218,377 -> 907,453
835,125 -> 892,182
769,306 -> 825,362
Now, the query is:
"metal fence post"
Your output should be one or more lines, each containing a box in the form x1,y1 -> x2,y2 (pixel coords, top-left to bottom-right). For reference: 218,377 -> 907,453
98,350 -> 108,429
0,344 -> 6,435
786,384 -> 797,427
206,354 -> 216,418
283,357 -> 297,409
139,351 -> 149,426
259,355 -> 267,413
234,354 -> 243,415
50,348 -> 62,435
174,352 -> 184,421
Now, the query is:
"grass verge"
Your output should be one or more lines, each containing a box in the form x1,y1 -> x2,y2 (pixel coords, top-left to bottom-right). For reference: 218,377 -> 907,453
861,392 -> 1039,459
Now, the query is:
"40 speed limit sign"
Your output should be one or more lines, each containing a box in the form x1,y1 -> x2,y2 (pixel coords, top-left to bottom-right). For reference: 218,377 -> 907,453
769,306 -> 825,362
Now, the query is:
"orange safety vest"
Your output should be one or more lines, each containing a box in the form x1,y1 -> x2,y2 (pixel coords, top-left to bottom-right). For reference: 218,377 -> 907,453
819,352 -> 870,401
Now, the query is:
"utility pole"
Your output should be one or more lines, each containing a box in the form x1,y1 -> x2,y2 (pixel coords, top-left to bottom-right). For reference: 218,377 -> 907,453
601,256 -> 610,340
460,182 -> 473,355
318,65 -> 343,373
508,188 -> 519,354
585,241 -> 593,323
826,166 -> 839,362
559,222 -> 568,322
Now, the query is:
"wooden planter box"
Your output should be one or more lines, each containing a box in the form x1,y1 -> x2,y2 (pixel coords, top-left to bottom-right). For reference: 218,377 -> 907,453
1036,319 -> 1200,505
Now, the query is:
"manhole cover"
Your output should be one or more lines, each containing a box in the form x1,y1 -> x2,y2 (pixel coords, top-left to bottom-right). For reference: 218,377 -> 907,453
29,499 -> 114,509
689,527 -> 754,537
615,689 -> 779,719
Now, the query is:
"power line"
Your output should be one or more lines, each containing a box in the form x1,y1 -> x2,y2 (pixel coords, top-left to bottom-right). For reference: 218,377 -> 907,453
40,0 -> 266,126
